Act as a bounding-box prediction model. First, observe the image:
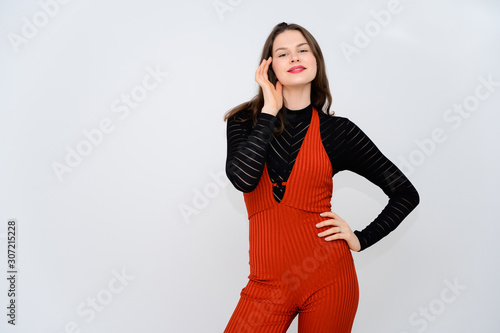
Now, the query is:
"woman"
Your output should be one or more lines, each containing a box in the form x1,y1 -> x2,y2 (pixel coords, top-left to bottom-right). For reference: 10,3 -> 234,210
223,22 -> 419,332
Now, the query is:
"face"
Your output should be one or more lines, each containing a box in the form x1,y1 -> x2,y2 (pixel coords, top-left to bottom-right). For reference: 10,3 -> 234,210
271,30 -> 317,88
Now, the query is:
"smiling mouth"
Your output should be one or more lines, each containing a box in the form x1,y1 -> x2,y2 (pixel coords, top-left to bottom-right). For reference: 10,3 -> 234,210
288,66 -> 306,73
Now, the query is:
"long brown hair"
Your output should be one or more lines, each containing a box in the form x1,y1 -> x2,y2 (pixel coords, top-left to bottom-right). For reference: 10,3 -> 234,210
222,22 -> 334,135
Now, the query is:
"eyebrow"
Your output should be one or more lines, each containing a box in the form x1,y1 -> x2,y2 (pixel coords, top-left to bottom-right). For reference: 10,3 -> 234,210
274,42 -> 309,54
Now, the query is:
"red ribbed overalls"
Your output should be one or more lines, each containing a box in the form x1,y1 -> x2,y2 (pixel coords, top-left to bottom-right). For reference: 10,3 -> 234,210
224,107 -> 359,333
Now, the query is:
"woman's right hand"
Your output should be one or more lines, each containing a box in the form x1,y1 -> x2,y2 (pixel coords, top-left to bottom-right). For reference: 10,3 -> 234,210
255,56 -> 283,116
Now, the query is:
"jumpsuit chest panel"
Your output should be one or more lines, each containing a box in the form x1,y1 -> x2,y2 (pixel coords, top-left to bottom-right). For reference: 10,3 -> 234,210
243,107 -> 333,219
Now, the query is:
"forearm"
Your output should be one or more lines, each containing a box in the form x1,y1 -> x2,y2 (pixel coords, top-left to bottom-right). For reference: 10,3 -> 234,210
354,182 -> 420,251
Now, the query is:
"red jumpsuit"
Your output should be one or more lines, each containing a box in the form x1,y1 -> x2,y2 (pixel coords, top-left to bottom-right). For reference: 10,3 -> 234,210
224,108 -> 359,332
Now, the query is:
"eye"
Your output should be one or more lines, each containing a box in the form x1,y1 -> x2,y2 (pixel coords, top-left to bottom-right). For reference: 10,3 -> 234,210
278,53 -> 287,57
299,49 -> 308,53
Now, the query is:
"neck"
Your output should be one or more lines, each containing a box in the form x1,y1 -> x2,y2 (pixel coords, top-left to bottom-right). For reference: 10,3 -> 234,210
282,83 -> 311,110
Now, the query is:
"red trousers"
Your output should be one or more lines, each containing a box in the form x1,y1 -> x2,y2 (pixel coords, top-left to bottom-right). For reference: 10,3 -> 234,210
225,108 -> 359,332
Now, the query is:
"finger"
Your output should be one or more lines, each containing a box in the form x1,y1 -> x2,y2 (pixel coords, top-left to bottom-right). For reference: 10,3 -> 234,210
255,59 -> 265,79
263,57 -> 271,82
256,58 -> 266,74
262,62 -> 269,82
255,60 -> 262,82
324,232 -> 345,242
317,226 -> 342,237
325,211 -> 339,218
319,211 -> 334,217
316,217 -> 339,229
317,211 -> 336,225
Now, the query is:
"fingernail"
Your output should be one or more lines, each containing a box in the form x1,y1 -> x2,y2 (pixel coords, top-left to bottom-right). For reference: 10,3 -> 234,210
319,213 -> 324,216
316,223 -> 320,227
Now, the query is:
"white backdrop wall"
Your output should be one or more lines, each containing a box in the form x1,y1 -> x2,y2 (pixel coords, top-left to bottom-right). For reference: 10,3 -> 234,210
1,0 -> 499,332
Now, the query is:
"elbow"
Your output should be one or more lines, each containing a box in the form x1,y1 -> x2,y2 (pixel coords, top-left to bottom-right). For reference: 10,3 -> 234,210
389,183 -> 420,213
229,177 -> 258,193
238,183 -> 258,193
414,189 -> 420,207
226,161 -> 257,193
410,177 -> 420,206
407,185 -> 420,211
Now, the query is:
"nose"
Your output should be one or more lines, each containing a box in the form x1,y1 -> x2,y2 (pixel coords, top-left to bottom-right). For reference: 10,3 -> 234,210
290,51 -> 300,63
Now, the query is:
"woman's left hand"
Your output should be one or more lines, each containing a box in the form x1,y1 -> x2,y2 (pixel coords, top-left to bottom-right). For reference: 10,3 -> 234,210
316,211 -> 361,252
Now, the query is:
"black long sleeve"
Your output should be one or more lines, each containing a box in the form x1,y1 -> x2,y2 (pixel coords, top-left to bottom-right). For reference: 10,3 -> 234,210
225,110 -> 277,192
332,117 -> 420,251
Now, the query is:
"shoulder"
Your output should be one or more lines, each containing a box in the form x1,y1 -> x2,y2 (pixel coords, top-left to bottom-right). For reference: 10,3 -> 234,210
317,111 -> 355,130
227,109 -> 254,132
317,112 -> 371,150
228,109 -> 252,122
317,110 -> 348,122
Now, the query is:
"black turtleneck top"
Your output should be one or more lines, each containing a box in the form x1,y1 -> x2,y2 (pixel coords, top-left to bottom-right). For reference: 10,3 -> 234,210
225,103 -> 419,251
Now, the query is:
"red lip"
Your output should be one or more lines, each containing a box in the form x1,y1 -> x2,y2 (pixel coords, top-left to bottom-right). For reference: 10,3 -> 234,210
288,66 -> 306,72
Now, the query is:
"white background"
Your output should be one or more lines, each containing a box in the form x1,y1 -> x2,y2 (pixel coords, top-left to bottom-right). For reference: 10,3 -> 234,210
1,0 -> 499,332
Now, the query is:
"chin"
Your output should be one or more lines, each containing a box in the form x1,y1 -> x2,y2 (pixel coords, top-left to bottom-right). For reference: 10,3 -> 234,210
278,75 -> 315,88
281,80 -> 313,88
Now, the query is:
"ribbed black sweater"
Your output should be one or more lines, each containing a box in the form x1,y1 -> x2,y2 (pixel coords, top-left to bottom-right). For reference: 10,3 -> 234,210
225,103 -> 419,251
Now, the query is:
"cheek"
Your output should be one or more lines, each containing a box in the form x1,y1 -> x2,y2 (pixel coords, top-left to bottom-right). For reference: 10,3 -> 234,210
309,59 -> 318,77
311,64 -> 318,77
272,62 -> 285,79
309,57 -> 317,70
